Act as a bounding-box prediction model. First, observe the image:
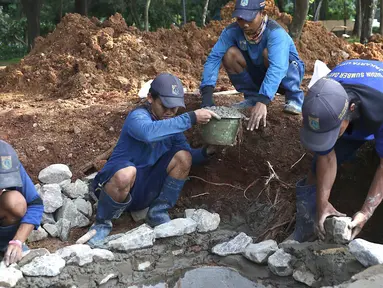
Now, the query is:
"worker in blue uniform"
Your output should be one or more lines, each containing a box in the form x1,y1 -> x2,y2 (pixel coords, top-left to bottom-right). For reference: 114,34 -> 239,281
200,0 -> 305,131
88,73 -> 220,245
0,140 -> 44,266
293,59 -> 383,242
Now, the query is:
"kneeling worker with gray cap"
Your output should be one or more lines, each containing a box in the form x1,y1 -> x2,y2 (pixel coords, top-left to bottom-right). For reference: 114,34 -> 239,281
291,59 -> 383,242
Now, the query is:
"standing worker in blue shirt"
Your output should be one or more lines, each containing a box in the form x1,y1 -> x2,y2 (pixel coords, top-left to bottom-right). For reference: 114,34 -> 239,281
292,59 -> 383,242
0,140 -> 44,266
88,73 -> 220,245
200,0 -> 305,130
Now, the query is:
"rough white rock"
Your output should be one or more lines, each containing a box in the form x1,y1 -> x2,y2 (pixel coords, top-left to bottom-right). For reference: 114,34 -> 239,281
293,266 -> 316,287
40,184 -> 63,213
41,213 -> 56,225
18,248 -> 50,267
62,179 -> 88,199
154,218 -> 197,238
35,183 -> 42,196
98,274 -> 117,285
21,254 -> 65,277
279,240 -> 299,250
43,223 -> 59,237
190,209 -> 220,232
268,249 -> 293,277
324,217 -> 352,244
0,264 -> 23,287
212,232 -> 253,256
349,239 -> 383,267
131,207 -> 149,222
28,226 -> 48,242
56,198 -> 89,228
56,218 -> 71,241
108,224 -> 155,252
184,209 -> 196,218
38,164 -> 72,184
56,244 -> 113,266
243,240 -> 279,264
73,198 -> 92,217
137,261 -> 151,271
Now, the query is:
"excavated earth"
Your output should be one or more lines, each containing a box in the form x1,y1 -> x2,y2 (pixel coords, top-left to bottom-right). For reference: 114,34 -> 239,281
0,0 -> 383,287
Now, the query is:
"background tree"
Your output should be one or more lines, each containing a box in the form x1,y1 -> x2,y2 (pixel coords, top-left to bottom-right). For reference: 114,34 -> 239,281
202,0 -> 209,26
360,0 -> 377,43
352,0 -> 361,38
289,0 -> 309,40
380,0 -> 383,35
21,0 -> 43,51
75,0 -> 88,16
145,0 -> 151,31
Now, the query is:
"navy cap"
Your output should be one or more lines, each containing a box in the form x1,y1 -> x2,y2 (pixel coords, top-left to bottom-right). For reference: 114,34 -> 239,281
150,73 -> 185,108
300,78 -> 349,152
232,0 -> 266,22
0,140 -> 22,189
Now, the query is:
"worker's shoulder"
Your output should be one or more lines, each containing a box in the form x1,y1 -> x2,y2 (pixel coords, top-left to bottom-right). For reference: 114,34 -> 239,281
266,19 -> 286,32
127,106 -> 151,120
224,22 -> 241,33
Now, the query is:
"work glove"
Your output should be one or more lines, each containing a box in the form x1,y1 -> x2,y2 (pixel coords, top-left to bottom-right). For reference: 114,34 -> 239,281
200,86 -> 215,108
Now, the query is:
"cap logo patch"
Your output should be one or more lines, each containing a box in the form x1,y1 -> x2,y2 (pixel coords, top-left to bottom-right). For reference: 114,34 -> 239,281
1,156 -> 12,170
172,85 -> 179,96
240,0 -> 248,7
308,116 -> 320,131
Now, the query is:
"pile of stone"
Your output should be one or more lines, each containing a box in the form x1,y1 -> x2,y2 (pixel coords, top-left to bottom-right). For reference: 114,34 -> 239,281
0,208 -> 221,287
29,164 -> 95,242
210,216 -> 383,287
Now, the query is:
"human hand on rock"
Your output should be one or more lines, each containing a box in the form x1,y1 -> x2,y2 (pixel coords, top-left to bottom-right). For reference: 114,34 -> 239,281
5,241 -> 23,266
349,211 -> 368,240
316,201 -> 346,240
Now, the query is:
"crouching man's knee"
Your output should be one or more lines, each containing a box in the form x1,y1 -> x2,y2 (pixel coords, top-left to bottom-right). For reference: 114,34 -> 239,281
105,166 -> 137,203
0,190 -> 27,226
167,150 -> 192,179
223,47 -> 247,74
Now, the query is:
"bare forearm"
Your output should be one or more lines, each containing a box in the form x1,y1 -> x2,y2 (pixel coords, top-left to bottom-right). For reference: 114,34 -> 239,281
13,223 -> 34,243
360,160 -> 383,219
316,151 -> 337,204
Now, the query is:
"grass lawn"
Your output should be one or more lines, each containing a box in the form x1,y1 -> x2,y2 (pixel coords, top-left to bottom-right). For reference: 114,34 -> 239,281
0,57 -> 22,66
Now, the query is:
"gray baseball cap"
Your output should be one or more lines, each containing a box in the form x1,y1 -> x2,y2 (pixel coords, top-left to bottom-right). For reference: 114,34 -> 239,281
150,73 -> 185,108
232,0 -> 266,22
0,140 -> 23,189
300,78 -> 349,152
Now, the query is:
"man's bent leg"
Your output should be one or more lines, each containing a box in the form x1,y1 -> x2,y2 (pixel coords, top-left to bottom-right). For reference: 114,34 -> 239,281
88,166 -> 136,245
223,47 -> 263,109
0,191 -> 27,251
281,60 -> 305,115
146,150 -> 192,227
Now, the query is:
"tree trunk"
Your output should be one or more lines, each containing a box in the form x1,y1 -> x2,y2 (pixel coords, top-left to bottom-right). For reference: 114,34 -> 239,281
202,0 -> 209,26
182,0 -> 187,25
361,0 -> 377,43
277,0 -> 285,12
59,0 -> 63,22
314,0 -> 323,21
145,0 -> 151,31
21,0 -> 43,51
352,0 -> 362,37
380,0 -> 383,35
319,0 -> 328,20
75,0 -> 88,16
289,0 -> 309,40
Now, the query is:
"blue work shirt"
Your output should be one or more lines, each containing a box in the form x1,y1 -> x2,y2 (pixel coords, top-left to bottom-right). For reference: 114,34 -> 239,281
200,19 -> 301,101
318,60 -> 383,157
100,105 -> 207,175
8,165 -> 44,229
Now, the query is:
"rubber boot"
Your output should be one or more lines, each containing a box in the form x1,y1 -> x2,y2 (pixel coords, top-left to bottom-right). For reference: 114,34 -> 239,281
88,188 -> 131,246
283,100 -> 302,115
293,178 -> 317,242
146,176 -> 186,227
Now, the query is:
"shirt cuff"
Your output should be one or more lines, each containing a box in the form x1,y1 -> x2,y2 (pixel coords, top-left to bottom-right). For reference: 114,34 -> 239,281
188,111 -> 197,125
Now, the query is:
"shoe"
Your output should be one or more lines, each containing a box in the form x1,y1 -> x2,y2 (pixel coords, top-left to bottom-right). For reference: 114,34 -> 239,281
283,101 -> 302,115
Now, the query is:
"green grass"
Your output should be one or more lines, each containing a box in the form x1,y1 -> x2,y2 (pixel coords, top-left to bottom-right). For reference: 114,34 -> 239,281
0,57 -> 22,66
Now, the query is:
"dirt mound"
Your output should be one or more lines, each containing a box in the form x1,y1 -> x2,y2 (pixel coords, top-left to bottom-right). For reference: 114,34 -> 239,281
368,33 -> 383,43
351,42 -> 383,61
